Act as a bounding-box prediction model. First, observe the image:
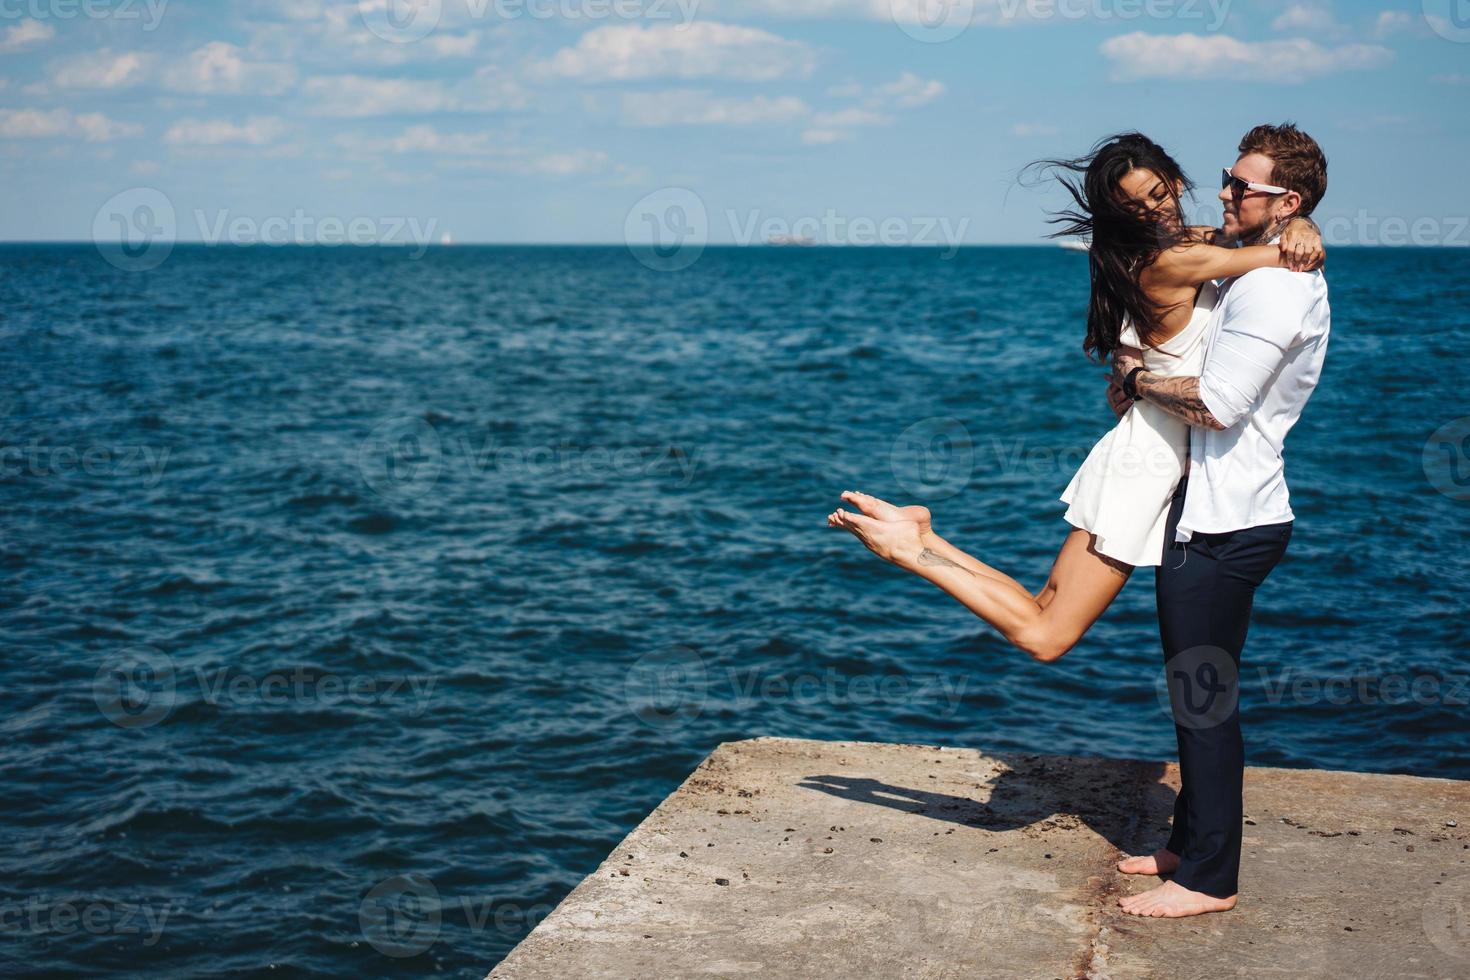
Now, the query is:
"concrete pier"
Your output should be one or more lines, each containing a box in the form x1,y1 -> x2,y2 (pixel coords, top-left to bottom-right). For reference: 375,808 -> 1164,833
488,737 -> 1469,979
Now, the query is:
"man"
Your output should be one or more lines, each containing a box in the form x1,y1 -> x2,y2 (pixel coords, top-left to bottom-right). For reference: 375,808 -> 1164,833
1109,123 -> 1332,917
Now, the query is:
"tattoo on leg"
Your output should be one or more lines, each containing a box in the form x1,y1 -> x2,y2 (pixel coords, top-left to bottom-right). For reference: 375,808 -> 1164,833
918,548 -> 973,576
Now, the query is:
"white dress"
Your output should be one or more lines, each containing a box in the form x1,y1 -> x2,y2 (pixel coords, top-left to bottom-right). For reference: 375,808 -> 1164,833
1060,282 -> 1218,567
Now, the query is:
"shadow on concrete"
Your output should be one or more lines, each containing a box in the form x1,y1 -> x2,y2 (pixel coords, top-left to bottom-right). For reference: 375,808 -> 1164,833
798,755 -> 1175,858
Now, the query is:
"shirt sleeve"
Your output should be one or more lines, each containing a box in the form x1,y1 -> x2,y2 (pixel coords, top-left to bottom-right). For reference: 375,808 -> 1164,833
1198,271 -> 1306,429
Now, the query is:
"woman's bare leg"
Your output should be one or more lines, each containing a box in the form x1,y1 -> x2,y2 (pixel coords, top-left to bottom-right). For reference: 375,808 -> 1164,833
828,494 -> 1132,662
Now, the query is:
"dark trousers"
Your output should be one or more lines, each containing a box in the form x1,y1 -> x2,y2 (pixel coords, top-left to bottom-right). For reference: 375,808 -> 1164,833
1155,479 -> 1292,898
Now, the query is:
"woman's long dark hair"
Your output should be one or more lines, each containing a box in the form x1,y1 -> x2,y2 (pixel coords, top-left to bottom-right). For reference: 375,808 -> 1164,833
1028,133 -> 1195,360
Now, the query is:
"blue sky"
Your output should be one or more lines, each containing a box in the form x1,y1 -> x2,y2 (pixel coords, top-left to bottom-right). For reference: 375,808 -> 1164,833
2,0 -> 1467,245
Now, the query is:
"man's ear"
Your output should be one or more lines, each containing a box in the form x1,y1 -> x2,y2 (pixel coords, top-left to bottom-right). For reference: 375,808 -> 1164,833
1275,191 -> 1303,221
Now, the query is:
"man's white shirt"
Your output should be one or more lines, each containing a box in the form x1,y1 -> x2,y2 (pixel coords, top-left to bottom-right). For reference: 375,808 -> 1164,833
1176,264 -> 1331,542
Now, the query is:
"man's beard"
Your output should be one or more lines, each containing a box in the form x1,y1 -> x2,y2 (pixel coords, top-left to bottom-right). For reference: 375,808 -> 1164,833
1229,208 -> 1286,246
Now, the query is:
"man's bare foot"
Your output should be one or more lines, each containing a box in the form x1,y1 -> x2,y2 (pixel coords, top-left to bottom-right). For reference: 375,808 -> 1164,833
840,490 -> 931,535
1118,879 -> 1236,918
1116,848 -> 1180,876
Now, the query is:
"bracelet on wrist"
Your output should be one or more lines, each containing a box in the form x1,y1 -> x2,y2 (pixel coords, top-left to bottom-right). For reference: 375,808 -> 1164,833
1123,366 -> 1146,402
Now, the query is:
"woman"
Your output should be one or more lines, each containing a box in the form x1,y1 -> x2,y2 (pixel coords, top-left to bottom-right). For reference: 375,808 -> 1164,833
826,133 -> 1324,662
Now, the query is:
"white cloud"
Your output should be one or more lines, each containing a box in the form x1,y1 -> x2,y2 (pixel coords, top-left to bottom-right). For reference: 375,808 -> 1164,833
162,43 -> 298,96
619,90 -> 810,126
1372,11 -> 1417,37
798,71 -> 941,144
302,67 -> 524,117
0,108 -> 139,141
423,31 -> 482,58
810,107 -> 892,128
1100,33 -> 1393,82
1271,3 -> 1337,33
1011,122 -> 1059,137
338,124 -> 501,155
732,0 -> 1016,26
50,50 -> 152,89
341,125 -> 611,177
1432,73 -> 1469,85
533,22 -> 815,82
245,1 -> 481,66
801,128 -> 849,145
534,149 -> 609,177
164,116 -> 286,146
874,71 -> 945,108
0,19 -> 55,53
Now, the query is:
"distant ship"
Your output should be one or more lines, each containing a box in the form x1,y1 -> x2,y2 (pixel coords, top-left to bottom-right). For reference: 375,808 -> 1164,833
1058,239 -> 1090,253
766,234 -> 817,247
440,232 -> 454,246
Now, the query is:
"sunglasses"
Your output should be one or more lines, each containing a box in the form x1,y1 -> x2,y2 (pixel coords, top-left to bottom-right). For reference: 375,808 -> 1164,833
1222,168 -> 1288,202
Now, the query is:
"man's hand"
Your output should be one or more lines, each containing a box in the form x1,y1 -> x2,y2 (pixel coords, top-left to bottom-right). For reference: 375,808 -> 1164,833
1279,216 -> 1325,272
1105,375 -> 1133,419
1107,347 -> 1145,419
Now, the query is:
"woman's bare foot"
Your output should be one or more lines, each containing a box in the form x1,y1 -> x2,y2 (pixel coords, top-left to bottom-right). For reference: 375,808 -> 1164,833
1118,879 -> 1236,918
827,507 -> 925,566
1116,848 -> 1180,876
840,490 -> 931,535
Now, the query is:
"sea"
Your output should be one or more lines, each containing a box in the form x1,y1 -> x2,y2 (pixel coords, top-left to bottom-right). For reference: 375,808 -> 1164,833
2,243 -> 1467,977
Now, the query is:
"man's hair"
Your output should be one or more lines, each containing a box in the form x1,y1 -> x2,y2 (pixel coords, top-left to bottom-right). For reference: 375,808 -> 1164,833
1239,122 -> 1328,216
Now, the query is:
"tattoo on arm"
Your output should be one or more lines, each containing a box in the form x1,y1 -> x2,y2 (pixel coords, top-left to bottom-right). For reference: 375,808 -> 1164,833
918,548 -> 974,576
1135,373 -> 1225,430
